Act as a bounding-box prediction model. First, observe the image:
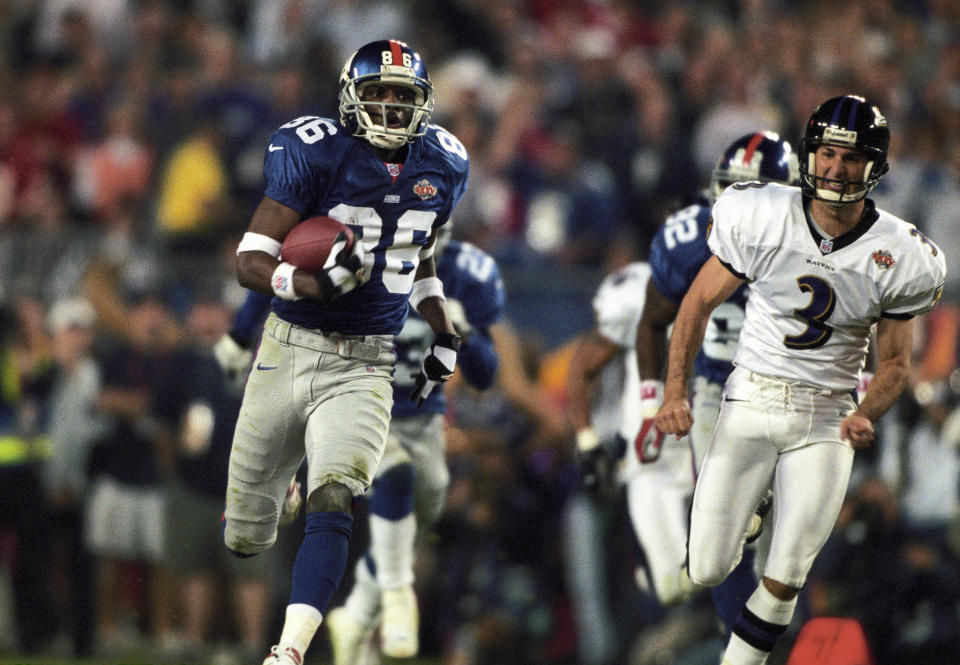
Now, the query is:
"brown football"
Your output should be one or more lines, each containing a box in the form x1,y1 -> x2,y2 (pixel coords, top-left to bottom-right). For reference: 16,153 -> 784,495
280,216 -> 354,273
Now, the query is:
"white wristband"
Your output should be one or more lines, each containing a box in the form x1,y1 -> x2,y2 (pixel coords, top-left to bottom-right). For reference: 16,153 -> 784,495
409,276 -> 445,311
237,232 -> 282,257
271,262 -> 300,300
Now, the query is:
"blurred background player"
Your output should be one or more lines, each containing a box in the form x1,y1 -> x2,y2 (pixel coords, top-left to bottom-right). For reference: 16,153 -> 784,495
325,232 -> 504,663
219,39 -> 468,665
635,131 -> 800,634
656,94 -> 946,665
567,260 -> 699,626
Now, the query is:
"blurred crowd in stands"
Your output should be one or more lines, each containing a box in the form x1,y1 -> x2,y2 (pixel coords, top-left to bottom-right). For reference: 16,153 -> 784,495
0,1 -> 958,664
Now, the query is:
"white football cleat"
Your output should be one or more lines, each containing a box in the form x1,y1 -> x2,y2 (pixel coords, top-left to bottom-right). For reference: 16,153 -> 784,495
327,606 -> 375,665
381,586 -> 419,659
278,477 -> 302,526
262,644 -> 302,665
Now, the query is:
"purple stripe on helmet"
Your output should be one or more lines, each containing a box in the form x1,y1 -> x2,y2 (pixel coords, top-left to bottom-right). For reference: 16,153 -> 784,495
829,99 -> 844,126
845,97 -> 860,129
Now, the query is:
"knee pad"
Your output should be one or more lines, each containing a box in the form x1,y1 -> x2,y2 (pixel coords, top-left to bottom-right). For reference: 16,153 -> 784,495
370,463 -> 415,520
687,554 -> 730,588
223,518 -> 276,557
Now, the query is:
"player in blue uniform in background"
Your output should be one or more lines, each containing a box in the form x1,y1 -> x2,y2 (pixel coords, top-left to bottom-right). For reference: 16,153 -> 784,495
218,40 -> 470,665
634,132 -> 800,638
324,236 -> 503,663
218,234 -> 504,662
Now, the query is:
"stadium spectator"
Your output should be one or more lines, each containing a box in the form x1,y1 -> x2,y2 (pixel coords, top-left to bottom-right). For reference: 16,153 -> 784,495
154,298 -> 280,664
42,296 -> 104,657
84,293 -> 178,656
0,298 -> 56,654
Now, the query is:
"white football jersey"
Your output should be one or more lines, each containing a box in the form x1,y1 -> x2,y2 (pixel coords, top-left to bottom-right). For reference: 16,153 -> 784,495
709,183 -> 946,391
592,261 -> 650,441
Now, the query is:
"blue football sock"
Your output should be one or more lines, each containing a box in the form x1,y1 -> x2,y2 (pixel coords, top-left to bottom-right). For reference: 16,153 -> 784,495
711,547 -> 757,637
288,511 -> 353,610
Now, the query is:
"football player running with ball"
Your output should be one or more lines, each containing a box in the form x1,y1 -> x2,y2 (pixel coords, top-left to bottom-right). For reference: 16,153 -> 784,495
220,40 -> 469,665
217,233 -> 505,663
656,95 -> 946,665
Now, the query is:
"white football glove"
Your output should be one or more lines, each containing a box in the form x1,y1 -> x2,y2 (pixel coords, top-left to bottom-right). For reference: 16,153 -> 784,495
635,379 -> 665,462
316,231 -> 366,300
409,332 -> 461,406
213,333 -> 253,389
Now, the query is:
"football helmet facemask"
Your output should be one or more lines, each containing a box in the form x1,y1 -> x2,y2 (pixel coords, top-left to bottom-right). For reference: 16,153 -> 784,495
339,39 -> 434,150
799,94 -> 890,204
711,131 -> 800,198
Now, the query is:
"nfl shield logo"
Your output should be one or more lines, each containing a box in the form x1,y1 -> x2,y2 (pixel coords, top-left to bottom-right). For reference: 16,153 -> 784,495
819,238 -> 833,254
386,163 -> 401,177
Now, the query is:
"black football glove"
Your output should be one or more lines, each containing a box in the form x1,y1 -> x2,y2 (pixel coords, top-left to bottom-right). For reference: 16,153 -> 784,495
316,231 -> 365,301
576,429 -> 624,499
409,332 -> 461,406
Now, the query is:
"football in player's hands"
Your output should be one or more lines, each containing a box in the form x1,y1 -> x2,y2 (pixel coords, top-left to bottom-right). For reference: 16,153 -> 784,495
281,216 -> 355,273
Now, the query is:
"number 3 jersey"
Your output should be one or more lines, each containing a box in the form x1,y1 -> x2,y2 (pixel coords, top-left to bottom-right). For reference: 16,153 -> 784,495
263,115 -> 470,335
649,196 -> 747,386
709,183 -> 947,392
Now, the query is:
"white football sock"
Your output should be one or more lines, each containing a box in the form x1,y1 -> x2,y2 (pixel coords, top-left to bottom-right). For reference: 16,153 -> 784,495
343,558 -> 382,627
278,603 -> 322,656
370,512 -> 416,589
723,583 -> 797,665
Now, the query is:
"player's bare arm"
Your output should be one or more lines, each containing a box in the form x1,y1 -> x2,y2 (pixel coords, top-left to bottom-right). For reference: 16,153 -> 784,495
841,316 -> 913,450
237,197 -> 319,298
567,331 -> 621,434
636,279 -> 678,382
408,235 -> 462,406
411,237 -> 456,338
657,256 -> 743,437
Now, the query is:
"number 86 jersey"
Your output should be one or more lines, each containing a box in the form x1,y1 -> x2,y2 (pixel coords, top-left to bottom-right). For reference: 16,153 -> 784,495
262,115 -> 470,336
708,182 -> 946,392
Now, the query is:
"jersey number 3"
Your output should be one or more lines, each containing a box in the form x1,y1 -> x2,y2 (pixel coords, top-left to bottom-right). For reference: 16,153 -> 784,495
784,274 -> 835,349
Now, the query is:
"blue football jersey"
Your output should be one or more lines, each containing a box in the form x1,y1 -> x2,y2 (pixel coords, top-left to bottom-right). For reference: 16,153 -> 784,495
263,115 -> 470,335
392,240 -> 506,417
649,197 -> 748,385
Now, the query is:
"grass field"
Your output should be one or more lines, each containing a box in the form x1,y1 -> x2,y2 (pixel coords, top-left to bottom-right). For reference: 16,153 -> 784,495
0,656 -> 442,665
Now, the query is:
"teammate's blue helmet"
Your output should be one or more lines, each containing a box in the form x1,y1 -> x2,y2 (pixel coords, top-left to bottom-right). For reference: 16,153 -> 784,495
338,39 -> 434,150
711,131 -> 800,198
799,94 -> 890,204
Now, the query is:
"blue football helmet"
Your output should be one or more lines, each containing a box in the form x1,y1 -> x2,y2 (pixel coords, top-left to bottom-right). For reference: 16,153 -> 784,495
799,94 -> 890,204
711,131 -> 800,198
338,40 -> 434,150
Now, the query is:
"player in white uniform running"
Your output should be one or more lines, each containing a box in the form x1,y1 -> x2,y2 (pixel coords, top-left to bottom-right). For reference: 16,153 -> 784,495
656,95 -> 947,665
569,261 -> 698,609
636,132 -> 800,636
